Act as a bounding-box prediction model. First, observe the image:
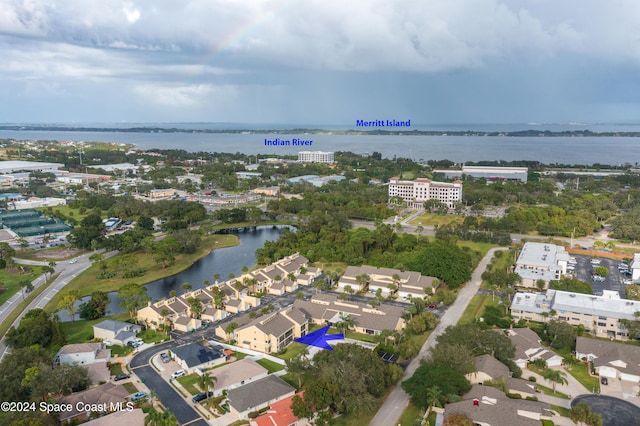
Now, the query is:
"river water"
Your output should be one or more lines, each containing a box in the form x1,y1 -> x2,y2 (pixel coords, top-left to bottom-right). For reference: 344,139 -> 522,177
66,225 -> 287,320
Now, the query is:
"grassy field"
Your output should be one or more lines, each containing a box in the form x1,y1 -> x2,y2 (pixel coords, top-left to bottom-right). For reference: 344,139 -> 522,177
458,294 -> 501,325
177,374 -> 201,396
408,212 -> 465,227
60,312 -> 130,343
399,403 -> 422,426
44,234 -> 239,312
536,383 -> 570,399
457,241 -> 498,257
0,266 -> 44,306
37,204 -> 92,222
255,358 -> 285,373
274,342 -> 310,362
566,363 -> 600,393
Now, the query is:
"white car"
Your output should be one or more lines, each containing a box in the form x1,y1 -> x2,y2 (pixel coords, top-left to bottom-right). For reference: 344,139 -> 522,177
590,259 -> 601,265
171,370 -> 185,379
69,258 -> 78,264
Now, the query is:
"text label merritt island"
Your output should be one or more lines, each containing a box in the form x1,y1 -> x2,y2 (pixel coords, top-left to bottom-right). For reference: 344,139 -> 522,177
356,119 -> 411,127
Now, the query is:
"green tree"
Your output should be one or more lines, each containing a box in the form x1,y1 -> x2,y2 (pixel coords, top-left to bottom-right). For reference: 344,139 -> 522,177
57,290 -> 81,322
290,394 -> 313,419
181,282 -> 192,294
569,402 -> 603,426
187,297 -> 203,319
542,368 -> 568,394
547,319 -> 577,350
118,283 -> 150,319
402,362 -> 471,409
79,290 -> 110,320
197,373 -> 217,398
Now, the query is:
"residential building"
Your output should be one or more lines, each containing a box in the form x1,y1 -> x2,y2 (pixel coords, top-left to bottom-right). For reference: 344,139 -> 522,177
293,293 -> 405,335
505,328 -> 562,368
510,289 -> 640,340
209,358 -> 269,396
83,409 -> 145,426
251,392 -> 310,426
170,341 -> 227,373
575,336 -> 640,383
298,151 -> 334,164
337,265 -> 436,300
93,319 -> 142,346
58,382 -> 130,424
514,242 -> 570,288
465,354 -> 536,398
54,343 -> 110,366
434,166 -> 528,183
234,306 -> 308,354
228,375 -> 296,420
388,177 -> 462,209
443,385 -> 551,426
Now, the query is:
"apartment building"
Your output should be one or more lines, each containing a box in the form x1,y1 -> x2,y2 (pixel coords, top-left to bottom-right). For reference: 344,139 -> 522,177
234,306 -> 308,354
510,289 -> 640,340
338,265 -> 436,301
514,242 -> 570,288
298,151 -> 334,164
388,177 -> 462,209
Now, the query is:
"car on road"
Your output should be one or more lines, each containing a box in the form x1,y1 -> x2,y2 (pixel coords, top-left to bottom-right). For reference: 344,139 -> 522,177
171,369 -> 185,379
114,373 -> 130,381
601,377 -> 608,385
160,353 -> 170,363
130,391 -> 147,401
69,258 -> 77,264
427,303 -> 438,309
192,391 -> 213,403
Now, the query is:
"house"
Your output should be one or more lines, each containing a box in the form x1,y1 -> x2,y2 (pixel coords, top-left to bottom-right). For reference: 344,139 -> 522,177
228,375 -> 296,420
209,358 -> 269,396
293,293 -> 405,335
505,328 -> 563,368
58,382 -> 130,424
234,306 -> 308,354
514,242 -> 570,288
510,289 -> 640,341
173,316 -> 201,332
171,341 -> 227,373
575,336 -> 640,383
444,385 -> 551,426
83,408 -> 145,426
54,343 -> 110,366
93,319 -> 141,346
250,392 -> 310,426
466,354 -> 536,399
337,265 -> 436,300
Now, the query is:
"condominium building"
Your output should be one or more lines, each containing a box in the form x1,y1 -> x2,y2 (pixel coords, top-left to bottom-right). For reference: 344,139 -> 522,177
338,265 -> 436,301
234,306 -> 308,354
510,289 -> 640,341
388,177 -> 462,209
298,151 -> 334,164
434,166 -> 528,183
514,242 -> 570,288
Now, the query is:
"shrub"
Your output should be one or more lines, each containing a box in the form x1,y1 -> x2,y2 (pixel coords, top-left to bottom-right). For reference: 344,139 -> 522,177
529,376 -> 537,382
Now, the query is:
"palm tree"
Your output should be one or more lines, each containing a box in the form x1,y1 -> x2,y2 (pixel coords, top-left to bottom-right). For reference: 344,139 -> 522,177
180,282 -> 192,294
169,290 -> 178,298
287,272 -> 296,282
159,308 -> 170,336
425,385 -> 443,411
335,313 -> 355,334
187,297 -> 203,319
542,368 -> 568,394
197,373 -> 217,399
213,273 -> 220,283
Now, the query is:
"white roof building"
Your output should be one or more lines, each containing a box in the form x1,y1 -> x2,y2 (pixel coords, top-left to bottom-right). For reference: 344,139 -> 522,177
514,242 -> 570,287
0,160 -> 64,174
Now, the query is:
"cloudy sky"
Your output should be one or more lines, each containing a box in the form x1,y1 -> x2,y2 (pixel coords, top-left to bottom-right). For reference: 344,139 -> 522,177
1,0 -> 640,125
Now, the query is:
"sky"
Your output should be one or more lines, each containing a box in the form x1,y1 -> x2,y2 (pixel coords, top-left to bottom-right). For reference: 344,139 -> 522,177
1,0 -> 640,125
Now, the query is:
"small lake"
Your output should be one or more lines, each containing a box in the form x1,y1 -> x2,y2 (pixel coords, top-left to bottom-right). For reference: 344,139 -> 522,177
64,225 -> 287,321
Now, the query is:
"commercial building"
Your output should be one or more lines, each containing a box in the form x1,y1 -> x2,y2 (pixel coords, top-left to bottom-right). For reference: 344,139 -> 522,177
0,160 -> 64,174
298,151 -> 334,164
510,289 -> 640,340
514,242 -> 570,287
287,174 -> 345,187
632,253 -> 640,281
434,166 -> 528,183
388,177 -> 462,209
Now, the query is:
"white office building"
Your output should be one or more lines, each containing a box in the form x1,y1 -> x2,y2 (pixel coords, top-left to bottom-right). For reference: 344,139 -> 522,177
298,151 -> 334,164
514,242 -> 570,288
388,177 -> 462,209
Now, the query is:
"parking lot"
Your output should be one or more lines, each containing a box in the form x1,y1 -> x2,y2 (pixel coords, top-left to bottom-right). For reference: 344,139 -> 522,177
568,254 -> 629,297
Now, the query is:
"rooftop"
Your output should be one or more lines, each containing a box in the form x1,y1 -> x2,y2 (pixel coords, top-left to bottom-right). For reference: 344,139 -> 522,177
228,375 -> 295,413
171,341 -> 225,368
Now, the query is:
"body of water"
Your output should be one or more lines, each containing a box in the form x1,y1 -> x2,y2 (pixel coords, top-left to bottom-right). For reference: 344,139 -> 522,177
2,129 -> 640,165
66,225 -> 287,321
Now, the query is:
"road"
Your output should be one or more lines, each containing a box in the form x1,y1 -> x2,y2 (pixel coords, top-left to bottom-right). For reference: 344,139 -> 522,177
369,246 -> 506,426
0,252 -> 111,361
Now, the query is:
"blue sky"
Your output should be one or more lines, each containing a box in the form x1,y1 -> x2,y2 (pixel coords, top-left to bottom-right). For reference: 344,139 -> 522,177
1,0 -> 639,125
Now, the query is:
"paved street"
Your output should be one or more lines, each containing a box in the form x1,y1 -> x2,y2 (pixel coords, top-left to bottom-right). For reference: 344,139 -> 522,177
370,247 -> 506,426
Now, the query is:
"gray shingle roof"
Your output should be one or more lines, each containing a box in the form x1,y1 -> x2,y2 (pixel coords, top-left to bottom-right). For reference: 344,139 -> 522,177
172,341 -> 225,368
228,375 -> 295,413
576,337 -> 640,376
94,319 -> 133,333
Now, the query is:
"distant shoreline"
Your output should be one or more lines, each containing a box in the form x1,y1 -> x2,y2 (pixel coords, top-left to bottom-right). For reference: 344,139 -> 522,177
2,125 -> 640,137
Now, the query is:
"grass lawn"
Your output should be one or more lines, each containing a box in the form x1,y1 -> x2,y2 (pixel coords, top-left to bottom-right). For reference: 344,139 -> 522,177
177,374 -> 202,396
37,205 -> 92,222
110,363 -> 124,375
566,363 -> 600,393
458,294 -> 501,325
541,420 -> 555,426
313,261 -> 349,276
273,342 -> 310,362
122,382 -> 138,394
399,403 -> 422,426
344,330 -> 379,344
536,383 -> 570,399
138,328 -> 166,344
108,345 -> 133,357
551,404 -> 570,418
14,247 -> 87,261
44,234 -> 239,312
60,312 -> 130,344
0,266 -> 44,306
256,358 -> 284,373
408,212 -> 465,227
457,241 -> 498,257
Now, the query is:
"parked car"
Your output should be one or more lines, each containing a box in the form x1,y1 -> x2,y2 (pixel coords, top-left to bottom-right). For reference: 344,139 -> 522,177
114,373 -> 130,381
192,391 -> 214,403
601,377 -> 608,385
427,304 -> 438,309
127,341 -> 141,348
130,391 -> 147,401
171,369 -> 185,379
160,353 -> 170,363
590,258 -> 602,265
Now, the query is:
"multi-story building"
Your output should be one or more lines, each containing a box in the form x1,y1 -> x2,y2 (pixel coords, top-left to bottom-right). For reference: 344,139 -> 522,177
514,242 -> 570,288
338,265 -> 436,301
233,306 -> 308,354
510,289 -> 640,340
298,151 -> 334,164
434,166 -> 528,183
388,177 -> 462,209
